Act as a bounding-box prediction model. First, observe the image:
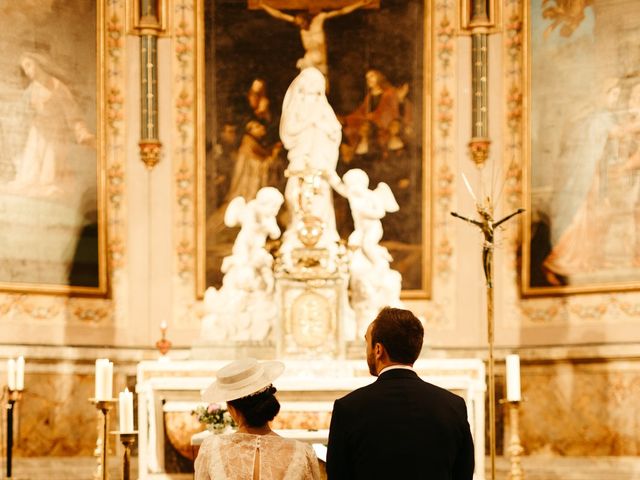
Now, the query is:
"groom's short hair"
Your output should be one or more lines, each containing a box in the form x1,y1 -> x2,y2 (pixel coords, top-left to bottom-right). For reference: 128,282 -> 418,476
371,307 -> 424,364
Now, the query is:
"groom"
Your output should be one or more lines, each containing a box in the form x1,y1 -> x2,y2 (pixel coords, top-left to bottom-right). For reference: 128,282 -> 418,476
326,307 -> 475,479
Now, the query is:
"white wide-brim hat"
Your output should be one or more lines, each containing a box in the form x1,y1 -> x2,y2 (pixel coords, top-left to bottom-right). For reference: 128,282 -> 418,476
202,358 -> 285,403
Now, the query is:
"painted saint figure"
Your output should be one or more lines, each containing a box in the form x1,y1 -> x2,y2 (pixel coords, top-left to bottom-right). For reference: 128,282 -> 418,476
9,52 -> 94,196
542,78 -> 624,283
342,68 -> 412,157
224,120 -> 281,203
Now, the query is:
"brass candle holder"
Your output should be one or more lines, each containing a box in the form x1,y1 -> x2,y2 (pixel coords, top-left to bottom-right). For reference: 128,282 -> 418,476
5,388 -> 24,480
504,399 -> 524,480
90,398 -> 116,480
155,323 -> 172,357
111,431 -> 138,480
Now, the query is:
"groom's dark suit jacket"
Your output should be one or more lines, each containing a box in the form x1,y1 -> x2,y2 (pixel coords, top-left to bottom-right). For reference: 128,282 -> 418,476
326,368 -> 475,479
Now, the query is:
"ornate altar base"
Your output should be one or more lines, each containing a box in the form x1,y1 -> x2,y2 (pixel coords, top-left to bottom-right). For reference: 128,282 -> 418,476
136,358 -> 486,479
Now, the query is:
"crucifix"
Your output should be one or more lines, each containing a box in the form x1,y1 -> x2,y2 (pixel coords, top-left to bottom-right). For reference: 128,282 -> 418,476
451,194 -> 524,480
249,0 -> 379,76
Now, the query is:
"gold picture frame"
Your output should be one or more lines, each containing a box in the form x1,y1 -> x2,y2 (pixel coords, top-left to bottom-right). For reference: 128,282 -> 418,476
194,0 -> 432,300
0,1 -> 108,296
521,0 -> 640,296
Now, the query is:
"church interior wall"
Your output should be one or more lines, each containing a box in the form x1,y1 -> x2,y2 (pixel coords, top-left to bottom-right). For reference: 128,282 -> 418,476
1,0 -> 640,473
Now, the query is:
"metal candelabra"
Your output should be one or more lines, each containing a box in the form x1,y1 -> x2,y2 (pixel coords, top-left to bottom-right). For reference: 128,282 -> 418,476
507,400 -> 524,480
5,388 -> 23,480
90,398 -> 116,480
110,431 -> 138,480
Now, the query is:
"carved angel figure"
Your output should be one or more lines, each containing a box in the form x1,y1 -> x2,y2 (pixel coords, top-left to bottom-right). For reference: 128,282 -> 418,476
200,187 -> 284,342
340,168 -> 403,335
341,168 -> 399,268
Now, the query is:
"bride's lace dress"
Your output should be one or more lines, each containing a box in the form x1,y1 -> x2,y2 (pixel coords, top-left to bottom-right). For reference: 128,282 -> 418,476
195,432 -> 321,480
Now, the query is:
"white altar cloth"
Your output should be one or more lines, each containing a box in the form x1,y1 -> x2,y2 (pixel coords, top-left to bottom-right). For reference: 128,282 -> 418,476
136,358 -> 486,480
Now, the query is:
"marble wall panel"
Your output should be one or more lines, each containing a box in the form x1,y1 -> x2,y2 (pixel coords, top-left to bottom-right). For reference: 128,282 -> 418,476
519,361 -> 640,456
6,351 -> 640,459
11,369 -> 128,457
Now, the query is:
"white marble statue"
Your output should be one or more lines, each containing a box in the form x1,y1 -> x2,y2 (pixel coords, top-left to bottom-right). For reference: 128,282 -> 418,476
279,67 -> 343,254
200,187 -> 284,342
340,168 -> 403,335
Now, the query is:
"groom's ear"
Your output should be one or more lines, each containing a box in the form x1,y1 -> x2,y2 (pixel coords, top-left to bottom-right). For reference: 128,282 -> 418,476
374,342 -> 385,359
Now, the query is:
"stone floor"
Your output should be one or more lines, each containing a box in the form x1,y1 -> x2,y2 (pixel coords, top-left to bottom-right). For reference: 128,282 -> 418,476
5,456 -> 640,479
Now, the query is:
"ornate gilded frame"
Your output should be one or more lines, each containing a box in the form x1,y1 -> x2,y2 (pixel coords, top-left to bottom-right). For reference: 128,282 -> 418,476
194,0 -> 433,300
0,1 -> 108,296
521,0 -> 640,296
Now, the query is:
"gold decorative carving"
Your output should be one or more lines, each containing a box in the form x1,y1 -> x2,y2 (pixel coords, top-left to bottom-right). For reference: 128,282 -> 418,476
469,137 -> 491,166
290,291 -> 332,348
106,1 -> 128,278
71,304 -> 111,324
139,139 -> 162,169
434,9 -> 456,286
170,0 -> 197,327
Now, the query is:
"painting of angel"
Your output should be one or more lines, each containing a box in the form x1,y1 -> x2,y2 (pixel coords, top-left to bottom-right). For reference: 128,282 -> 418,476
523,0 -> 640,295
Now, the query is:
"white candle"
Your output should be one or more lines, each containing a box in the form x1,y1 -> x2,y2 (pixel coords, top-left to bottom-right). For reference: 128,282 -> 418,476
505,354 -> 521,402
16,356 -> 25,391
105,361 -> 113,400
7,358 -> 16,391
95,359 -> 113,400
95,359 -> 104,400
119,388 -> 134,433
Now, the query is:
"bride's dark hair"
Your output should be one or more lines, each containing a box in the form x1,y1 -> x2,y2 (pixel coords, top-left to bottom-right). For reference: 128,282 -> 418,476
228,385 -> 280,427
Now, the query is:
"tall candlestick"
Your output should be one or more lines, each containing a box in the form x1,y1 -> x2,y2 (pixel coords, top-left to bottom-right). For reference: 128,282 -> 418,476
111,432 -> 137,480
92,399 -> 116,480
7,358 -> 16,390
16,356 -> 25,391
119,388 -> 134,433
506,354 -> 521,402
507,401 -> 524,480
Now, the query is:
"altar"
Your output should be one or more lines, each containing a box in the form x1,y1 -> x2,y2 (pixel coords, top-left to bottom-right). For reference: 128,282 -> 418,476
136,358 -> 486,479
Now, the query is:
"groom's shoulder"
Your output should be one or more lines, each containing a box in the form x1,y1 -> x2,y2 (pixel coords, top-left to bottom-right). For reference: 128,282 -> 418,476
335,380 -> 379,407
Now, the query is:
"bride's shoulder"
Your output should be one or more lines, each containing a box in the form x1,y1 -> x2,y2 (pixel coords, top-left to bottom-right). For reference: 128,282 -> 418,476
200,432 -> 235,450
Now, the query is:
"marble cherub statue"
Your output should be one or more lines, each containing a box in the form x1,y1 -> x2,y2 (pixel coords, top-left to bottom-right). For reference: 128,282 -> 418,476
339,168 -> 404,335
200,187 -> 284,342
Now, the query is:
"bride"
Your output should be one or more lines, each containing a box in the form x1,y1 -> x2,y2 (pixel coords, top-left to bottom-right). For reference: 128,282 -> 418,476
195,358 -> 321,479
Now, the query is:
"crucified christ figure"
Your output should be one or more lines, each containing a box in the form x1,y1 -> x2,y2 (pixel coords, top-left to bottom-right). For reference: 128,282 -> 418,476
451,202 -> 524,288
258,0 -> 373,76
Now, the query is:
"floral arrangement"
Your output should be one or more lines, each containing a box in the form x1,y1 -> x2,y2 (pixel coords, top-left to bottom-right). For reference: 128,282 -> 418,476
192,403 -> 235,432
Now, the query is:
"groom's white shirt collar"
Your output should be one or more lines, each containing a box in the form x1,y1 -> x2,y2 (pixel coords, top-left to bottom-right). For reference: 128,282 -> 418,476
379,365 -> 415,376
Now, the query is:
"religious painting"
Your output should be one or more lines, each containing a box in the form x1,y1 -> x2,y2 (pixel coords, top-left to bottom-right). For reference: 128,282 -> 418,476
0,1 -> 107,294
196,0 -> 430,298
522,0 -> 640,295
